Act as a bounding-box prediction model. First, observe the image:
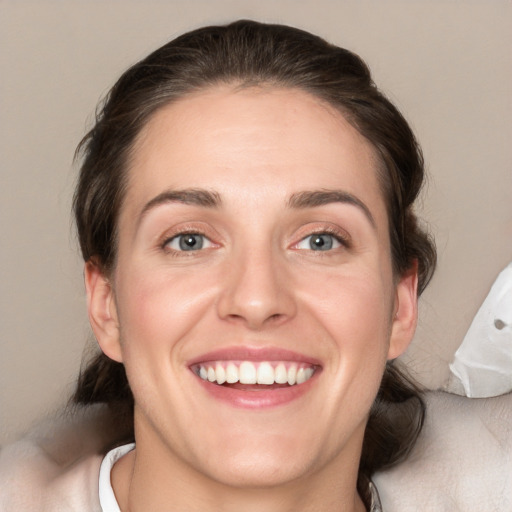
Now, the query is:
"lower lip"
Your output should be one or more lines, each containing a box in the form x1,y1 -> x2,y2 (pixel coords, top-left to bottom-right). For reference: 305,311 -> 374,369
193,373 -> 318,409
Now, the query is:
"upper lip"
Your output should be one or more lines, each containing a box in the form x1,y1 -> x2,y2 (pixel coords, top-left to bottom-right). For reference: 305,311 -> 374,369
187,346 -> 322,367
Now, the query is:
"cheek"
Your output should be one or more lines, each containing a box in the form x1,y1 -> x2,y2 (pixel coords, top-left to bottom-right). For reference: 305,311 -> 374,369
298,267 -> 394,394
112,264 -> 221,417
301,267 -> 394,341
113,264 -> 216,358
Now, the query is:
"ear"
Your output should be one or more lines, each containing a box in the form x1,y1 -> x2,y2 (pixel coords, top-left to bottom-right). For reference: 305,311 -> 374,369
84,260 -> 123,363
387,262 -> 419,360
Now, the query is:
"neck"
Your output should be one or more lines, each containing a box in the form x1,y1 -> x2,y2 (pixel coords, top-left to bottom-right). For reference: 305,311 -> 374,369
111,407 -> 369,512
112,440 -> 367,512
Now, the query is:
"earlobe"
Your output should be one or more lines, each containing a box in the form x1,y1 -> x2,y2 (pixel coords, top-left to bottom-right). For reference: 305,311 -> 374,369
387,262 -> 419,360
84,260 -> 123,363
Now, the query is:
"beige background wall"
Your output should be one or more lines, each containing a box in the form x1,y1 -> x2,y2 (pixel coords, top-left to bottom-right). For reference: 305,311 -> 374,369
1,0 -> 511,446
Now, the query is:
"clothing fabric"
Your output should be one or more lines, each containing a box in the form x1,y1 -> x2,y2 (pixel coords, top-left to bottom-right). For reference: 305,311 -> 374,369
98,443 -> 134,512
98,443 -> 382,512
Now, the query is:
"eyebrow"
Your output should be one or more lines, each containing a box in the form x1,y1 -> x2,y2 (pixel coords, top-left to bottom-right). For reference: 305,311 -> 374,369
138,187 -> 375,229
287,189 -> 376,228
139,188 -> 222,223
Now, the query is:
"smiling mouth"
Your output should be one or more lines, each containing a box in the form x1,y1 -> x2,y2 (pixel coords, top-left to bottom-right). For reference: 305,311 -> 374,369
192,361 -> 317,387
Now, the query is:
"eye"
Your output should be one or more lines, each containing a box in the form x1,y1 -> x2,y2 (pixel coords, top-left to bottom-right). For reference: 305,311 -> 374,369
164,233 -> 213,252
295,233 -> 342,251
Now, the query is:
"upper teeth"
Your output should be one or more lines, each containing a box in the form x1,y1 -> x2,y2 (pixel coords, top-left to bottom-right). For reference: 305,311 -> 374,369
196,361 -> 315,386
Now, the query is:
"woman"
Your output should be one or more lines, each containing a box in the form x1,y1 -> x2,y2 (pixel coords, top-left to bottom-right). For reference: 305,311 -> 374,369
73,20 -> 435,511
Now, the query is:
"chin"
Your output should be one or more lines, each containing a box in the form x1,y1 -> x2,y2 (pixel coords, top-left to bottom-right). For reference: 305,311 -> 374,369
190,429 -> 323,489
204,453 -> 308,489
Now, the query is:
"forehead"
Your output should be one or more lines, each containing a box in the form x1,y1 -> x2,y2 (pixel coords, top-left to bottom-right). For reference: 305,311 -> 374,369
122,85 -> 387,229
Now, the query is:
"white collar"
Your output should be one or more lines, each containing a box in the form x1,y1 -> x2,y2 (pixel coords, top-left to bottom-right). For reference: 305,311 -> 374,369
98,443 -> 135,512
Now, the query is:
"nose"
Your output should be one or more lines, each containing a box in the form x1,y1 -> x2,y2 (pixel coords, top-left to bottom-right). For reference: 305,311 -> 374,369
216,245 -> 297,330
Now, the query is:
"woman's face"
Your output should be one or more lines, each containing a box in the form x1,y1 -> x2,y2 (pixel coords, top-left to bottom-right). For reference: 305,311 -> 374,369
87,86 -> 417,488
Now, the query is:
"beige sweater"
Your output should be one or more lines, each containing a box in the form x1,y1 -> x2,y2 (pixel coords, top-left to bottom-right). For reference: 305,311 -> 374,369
1,392 -> 511,511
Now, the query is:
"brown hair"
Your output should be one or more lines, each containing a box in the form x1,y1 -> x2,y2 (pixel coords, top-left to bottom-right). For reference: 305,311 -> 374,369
72,20 -> 436,507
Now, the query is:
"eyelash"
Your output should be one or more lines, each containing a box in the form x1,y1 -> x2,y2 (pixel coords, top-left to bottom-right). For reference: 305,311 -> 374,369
160,226 -> 350,256
161,229 -> 215,256
293,227 -> 351,252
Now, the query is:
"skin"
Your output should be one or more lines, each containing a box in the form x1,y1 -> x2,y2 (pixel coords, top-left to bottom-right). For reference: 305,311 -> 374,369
86,86 -> 418,512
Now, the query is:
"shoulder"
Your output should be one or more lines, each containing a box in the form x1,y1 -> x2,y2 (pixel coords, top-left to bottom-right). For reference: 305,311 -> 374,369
374,391 -> 512,511
0,442 -> 103,512
0,405 -> 116,512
